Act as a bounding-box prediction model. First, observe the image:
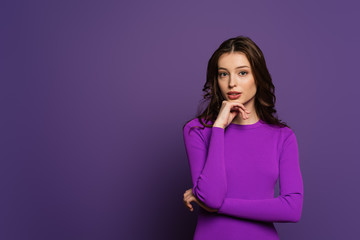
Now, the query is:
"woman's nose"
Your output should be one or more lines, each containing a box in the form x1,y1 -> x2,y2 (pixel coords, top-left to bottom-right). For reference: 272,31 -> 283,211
229,74 -> 237,87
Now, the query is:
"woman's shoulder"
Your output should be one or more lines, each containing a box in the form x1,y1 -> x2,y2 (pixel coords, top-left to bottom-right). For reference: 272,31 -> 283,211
184,117 -> 213,128
275,124 -> 296,144
261,120 -> 296,142
183,117 -> 213,135
183,118 -> 213,146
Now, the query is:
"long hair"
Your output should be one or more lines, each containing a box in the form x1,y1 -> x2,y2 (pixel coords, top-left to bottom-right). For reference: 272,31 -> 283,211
183,35 -> 290,131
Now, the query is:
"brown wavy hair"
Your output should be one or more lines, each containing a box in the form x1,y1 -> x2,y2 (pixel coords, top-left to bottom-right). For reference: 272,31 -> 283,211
183,35 -> 290,131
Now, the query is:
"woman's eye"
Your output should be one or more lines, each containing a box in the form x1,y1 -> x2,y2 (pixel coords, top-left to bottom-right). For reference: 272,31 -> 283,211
219,72 -> 247,77
240,71 -> 248,76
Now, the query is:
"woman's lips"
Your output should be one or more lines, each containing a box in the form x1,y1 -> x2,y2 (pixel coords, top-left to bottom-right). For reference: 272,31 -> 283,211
227,93 -> 241,100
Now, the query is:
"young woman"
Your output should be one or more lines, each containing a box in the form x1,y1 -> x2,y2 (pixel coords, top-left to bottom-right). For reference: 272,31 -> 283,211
182,36 -> 303,240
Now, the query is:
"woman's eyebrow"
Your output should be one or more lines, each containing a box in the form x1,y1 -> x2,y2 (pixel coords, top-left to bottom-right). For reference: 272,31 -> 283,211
218,66 -> 250,70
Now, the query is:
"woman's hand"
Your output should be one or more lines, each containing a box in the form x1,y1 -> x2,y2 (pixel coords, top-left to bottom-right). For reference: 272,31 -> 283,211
183,188 -> 218,213
213,100 -> 251,129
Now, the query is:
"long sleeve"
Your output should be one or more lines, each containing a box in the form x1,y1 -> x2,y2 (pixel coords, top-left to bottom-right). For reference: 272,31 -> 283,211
183,123 -> 227,209
217,130 -> 304,223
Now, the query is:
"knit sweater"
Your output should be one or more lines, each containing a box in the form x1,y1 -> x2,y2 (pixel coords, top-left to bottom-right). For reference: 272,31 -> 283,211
183,118 -> 303,240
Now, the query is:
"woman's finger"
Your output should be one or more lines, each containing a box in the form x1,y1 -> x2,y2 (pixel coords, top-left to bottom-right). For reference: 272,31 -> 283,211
231,102 -> 250,114
183,188 -> 196,211
233,106 -> 248,119
183,189 -> 192,199
184,190 -> 192,199
187,196 -> 196,211
237,107 -> 247,119
184,195 -> 193,208
183,199 -> 192,210
183,197 -> 190,209
183,196 -> 194,211
241,108 -> 249,119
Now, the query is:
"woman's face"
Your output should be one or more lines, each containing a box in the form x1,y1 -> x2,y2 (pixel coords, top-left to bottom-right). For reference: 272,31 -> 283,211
217,52 -> 257,107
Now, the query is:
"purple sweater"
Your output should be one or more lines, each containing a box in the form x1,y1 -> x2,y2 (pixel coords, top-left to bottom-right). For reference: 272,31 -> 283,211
183,118 -> 303,240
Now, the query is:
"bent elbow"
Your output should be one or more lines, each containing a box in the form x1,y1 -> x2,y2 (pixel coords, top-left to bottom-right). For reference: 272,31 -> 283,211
294,202 -> 303,222
290,209 -> 302,223
205,197 -> 225,210
288,194 -> 303,223
278,204 -> 302,223
279,192 -> 303,223
201,197 -> 224,210
289,210 -> 302,223
193,187 -> 226,210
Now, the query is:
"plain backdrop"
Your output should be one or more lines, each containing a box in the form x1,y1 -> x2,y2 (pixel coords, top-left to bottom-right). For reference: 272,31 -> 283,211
1,0 -> 360,239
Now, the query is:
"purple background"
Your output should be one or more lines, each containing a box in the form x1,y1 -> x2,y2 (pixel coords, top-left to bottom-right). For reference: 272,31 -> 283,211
1,0 -> 359,239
